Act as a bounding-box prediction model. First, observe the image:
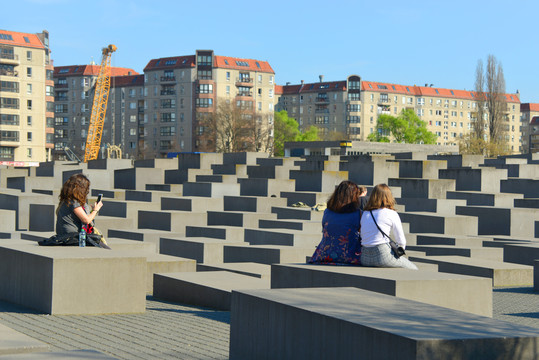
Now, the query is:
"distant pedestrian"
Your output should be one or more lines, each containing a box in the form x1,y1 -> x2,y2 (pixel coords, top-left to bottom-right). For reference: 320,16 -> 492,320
358,185 -> 368,210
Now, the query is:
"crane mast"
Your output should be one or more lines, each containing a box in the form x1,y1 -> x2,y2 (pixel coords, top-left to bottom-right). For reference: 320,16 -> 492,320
83,44 -> 117,162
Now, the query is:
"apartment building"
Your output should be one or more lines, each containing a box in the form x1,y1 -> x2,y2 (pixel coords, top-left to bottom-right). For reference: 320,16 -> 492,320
54,50 -> 275,159
520,103 -> 539,153
276,76 -> 522,153
0,29 -> 54,165
52,64 -> 137,160
142,50 -> 275,156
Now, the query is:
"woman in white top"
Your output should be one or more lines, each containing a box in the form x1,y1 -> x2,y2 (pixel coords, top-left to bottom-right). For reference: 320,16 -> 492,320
360,184 -> 418,270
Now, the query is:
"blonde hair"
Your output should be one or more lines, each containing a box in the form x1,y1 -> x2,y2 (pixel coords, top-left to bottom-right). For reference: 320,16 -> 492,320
364,184 -> 395,211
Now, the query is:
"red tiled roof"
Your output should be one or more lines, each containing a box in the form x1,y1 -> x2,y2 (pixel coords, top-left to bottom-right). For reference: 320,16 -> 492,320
54,65 -> 138,77
521,103 -> 539,112
214,56 -> 274,74
111,74 -> 144,88
0,30 -> 45,49
361,81 -> 520,103
281,81 -> 347,94
274,85 -> 284,95
143,56 -> 196,72
530,116 -> 539,125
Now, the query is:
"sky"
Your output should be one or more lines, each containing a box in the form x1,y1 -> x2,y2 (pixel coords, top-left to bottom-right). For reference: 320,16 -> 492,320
3,0 -> 539,103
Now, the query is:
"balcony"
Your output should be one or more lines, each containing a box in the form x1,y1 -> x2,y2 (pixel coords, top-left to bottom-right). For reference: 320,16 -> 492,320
0,53 -> 19,65
54,96 -> 68,102
55,83 -> 68,88
236,91 -> 252,98
0,69 -> 18,78
138,106 -> 145,113
315,109 -> 329,114
315,96 -> 329,104
160,76 -> 176,83
160,90 -> 176,96
378,97 -> 390,104
236,77 -> 253,87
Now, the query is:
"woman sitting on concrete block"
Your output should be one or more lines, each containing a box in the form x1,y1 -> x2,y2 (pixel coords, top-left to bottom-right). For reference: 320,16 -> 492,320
360,184 -> 418,270
56,173 -> 103,236
309,180 -> 362,265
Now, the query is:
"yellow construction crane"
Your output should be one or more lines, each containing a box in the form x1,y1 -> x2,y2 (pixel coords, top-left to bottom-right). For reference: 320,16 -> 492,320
83,44 -> 117,162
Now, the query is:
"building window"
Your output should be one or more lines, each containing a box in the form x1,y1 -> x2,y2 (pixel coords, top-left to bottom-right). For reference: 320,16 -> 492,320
161,112 -> 176,122
196,98 -> 213,108
196,84 -> 213,94
27,84 -> 32,94
27,148 -> 32,158
130,115 -> 136,122
27,51 -> 32,61
27,132 -> 32,141
27,67 -> 32,78
129,128 -> 136,136
348,93 -> 360,101
27,116 -> 32,126
27,100 -> 32,110
160,126 -> 176,136
129,102 -> 137,109
226,72 -> 230,81
197,70 -> 212,80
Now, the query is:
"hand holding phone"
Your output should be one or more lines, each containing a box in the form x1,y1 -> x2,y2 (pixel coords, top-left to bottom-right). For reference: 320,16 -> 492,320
97,194 -> 103,204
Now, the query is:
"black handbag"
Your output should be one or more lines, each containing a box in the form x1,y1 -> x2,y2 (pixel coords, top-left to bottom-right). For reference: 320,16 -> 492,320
38,232 -> 103,247
369,210 -> 405,258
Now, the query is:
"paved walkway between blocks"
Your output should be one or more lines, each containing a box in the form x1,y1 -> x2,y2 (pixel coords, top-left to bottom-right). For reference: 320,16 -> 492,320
0,288 -> 537,359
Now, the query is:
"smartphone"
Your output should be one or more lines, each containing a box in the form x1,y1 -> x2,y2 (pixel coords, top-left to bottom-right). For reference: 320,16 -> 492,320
97,194 -> 103,204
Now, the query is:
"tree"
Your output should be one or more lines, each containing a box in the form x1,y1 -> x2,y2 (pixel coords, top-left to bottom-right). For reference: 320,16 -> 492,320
474,55 -> 507,144
458,133 -> 509,157
367,109 -> 437,144
198,100 -> 272,153
273,110 -> 320,156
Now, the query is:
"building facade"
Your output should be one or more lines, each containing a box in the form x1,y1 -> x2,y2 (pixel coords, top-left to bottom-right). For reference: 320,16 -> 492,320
520,103 -> 539,153
54,50 -> 275,159
52,65 -> 138,160
142,50 -> 275,157
276,76 -> 522,153
0,29 -> 54,165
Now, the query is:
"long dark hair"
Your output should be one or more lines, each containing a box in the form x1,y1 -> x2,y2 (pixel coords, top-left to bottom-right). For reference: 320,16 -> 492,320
57,173 -> 90,214
326,180 -> 360,213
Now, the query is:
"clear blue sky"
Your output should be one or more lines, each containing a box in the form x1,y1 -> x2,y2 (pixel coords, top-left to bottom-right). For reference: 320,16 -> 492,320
4,0 -> 539,103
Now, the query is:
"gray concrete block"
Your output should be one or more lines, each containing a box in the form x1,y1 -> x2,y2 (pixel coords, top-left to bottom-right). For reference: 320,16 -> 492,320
535,260 -> 539,292
271,206 -> 324,221
409,255 -> 533,286
279,191 -> 332,207
160,236 -> 244,263
0,243 -> 146,315
183,182 -> 240,197
244,228 -> 319,247
439,167 -> 507,193
197,262 -> 271,279
3,349 -> 118,359
271,263 -> 492,316
289,170 -> 348,192
186,225 -> 244,241
395,159 -> 447,179
400,212 -> 478,236
207,211 -> 270,228
501,179 -> 539,198
389,178 -> 455,199
0,322 -> 49,356
224,244 -> 313,265
415,234 -> 486,247
258,219 -> 321,233
161,196 -> 223,212
230,287 -> 539,360
224,196 -> 286,213
28,204 -> 54,232
153,271 -> 270,310
0,209 -> 16,232
446,190 -> 523,207
407,244 -> 503,261
504,243 -> 539,266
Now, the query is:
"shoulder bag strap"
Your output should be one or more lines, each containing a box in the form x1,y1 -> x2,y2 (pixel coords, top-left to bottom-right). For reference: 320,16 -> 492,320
369,210 -> 394,242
